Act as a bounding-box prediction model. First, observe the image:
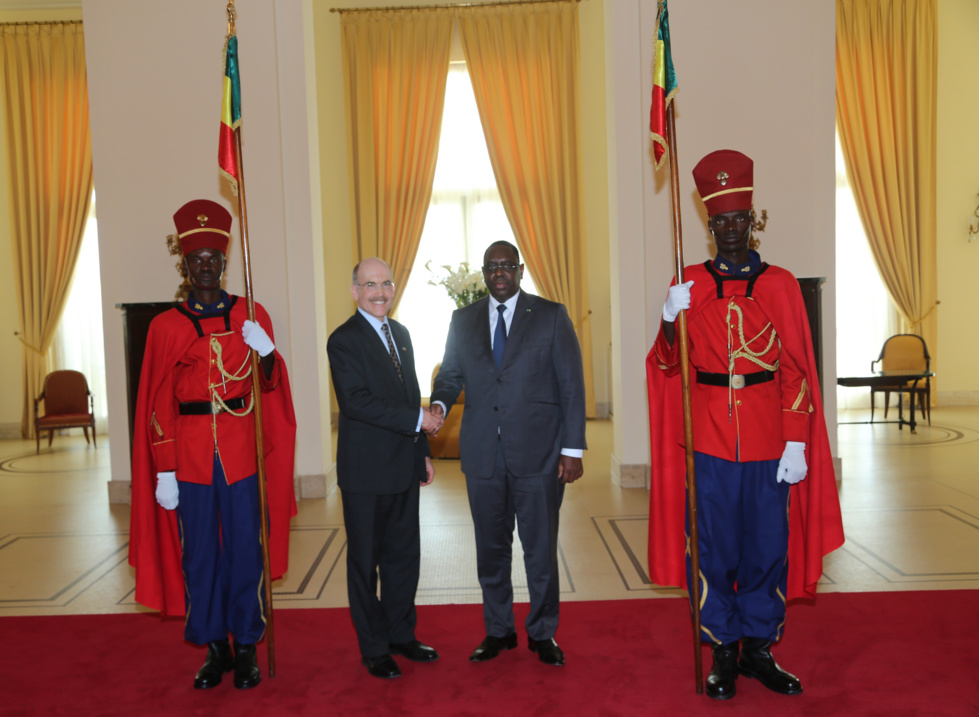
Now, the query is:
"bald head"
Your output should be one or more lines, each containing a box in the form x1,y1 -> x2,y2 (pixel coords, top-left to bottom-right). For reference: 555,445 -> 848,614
351,257 -> 395,319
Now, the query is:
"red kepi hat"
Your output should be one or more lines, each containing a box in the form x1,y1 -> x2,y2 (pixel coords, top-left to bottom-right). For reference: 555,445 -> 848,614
172,199 -> 232,256
692,149 -> 753,216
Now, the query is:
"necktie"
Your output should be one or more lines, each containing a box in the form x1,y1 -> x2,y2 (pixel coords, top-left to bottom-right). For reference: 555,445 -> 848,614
493,304 -> 507,368
381,322 -> 404,384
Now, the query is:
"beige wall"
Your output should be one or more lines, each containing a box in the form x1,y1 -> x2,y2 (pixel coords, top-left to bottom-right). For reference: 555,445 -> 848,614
0,6 -> 83,437
79,0 -> 332,500
606,0 -> 837,483
6,0 -> 979,492
937,0 -> 979,404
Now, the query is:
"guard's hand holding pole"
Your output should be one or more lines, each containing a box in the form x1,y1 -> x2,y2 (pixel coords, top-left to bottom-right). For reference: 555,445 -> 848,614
242,319 -> 275,356
777,441 -> 808,484
155,471 -> 179,510
663,280 -> 694,322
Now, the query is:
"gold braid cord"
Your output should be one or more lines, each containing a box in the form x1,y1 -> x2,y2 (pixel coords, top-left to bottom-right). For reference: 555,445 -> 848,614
726,301 -> 779,373
725,300 -> 779,413
209,332 -> 254,417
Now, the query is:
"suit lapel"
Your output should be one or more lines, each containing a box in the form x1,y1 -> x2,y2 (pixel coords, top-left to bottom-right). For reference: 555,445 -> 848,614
353,312 -> 408,396
390,320 -> 416,400
500,292 -> 535,368
471,299 -> 493,365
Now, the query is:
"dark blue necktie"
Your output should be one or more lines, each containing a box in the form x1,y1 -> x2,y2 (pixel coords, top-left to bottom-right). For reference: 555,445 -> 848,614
493,304 -> 507,368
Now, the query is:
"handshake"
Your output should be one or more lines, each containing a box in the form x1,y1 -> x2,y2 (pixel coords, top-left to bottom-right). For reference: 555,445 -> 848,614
421,403 -> 445,436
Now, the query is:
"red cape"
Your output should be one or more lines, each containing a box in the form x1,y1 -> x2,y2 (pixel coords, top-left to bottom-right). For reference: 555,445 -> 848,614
646,263 -> 844,601
128,301 -> 297,616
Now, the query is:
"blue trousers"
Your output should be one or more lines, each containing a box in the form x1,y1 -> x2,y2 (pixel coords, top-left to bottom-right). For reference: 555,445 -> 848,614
686,452 -> 790,645
177,455 -> 265,646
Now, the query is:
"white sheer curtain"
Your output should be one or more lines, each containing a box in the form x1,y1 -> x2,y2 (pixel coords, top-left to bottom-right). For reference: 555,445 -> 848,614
396,62 -> 536,395
51,195 -> 108,432
835,132 -> 898,410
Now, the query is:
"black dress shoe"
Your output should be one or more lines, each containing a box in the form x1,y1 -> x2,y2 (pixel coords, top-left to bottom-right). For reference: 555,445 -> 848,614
389,640 -> 439,662
362,654 -> 401,679
705,641 -> 739,700
193,639 -> 234,689
469,633 -> 518,662
527,637 -> 565,666
232,641 -> 262,689
738,638 -> 803,695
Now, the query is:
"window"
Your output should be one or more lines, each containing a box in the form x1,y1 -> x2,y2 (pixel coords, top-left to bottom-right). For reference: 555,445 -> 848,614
396,62 -> 536,394
835,132 -> 896,410
52,194 -> 108,430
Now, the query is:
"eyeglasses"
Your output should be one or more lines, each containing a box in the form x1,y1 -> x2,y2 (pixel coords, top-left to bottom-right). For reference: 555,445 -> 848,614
482,262 -> 520,273
356,281 -> 395,290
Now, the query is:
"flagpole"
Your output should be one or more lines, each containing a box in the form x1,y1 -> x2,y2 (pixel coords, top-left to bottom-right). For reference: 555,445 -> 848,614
225,0 -> 277,679
650,0 -> 702,694
234,119 -> 277,681
664,103 -> 704,695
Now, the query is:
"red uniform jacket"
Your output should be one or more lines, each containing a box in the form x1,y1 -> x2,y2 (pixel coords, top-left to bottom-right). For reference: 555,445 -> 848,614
128,296 -> 297,616
646,261 -> 844,600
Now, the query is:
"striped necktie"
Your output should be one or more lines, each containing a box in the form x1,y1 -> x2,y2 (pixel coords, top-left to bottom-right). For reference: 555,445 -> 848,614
381,322 -> 404,384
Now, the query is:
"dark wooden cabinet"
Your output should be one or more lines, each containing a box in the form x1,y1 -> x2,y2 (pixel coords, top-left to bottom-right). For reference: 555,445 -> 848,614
797,277 -> 825,390
117,302 -> 174,458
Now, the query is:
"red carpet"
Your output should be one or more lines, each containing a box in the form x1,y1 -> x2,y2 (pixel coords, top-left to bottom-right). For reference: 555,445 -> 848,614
4,591 -> 977,716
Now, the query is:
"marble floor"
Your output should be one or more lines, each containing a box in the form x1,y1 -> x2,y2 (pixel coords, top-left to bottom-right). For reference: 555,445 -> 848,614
2,408 -> 978,618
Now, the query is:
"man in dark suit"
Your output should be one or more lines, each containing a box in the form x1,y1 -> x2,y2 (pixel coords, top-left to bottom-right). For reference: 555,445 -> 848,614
431,240 -> 587,667
327,257 -> 442,679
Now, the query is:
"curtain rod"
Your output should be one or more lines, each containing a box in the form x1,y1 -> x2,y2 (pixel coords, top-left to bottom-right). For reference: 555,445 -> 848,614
331,0 -> 580,14
0,20 -> 82,26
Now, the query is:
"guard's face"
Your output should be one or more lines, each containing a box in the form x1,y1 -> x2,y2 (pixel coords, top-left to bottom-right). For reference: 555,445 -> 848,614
708,211 -> 753,257
482,245 -> 523,303
351,259 -> 395,319
184,247 -> 226,291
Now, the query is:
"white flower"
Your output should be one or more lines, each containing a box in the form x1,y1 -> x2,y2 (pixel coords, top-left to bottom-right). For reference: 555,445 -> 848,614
426,260 -> 489,308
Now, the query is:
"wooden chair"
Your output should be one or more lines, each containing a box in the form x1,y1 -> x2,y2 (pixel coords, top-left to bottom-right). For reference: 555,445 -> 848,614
34,370 -> 97,453
870,334 -> 931,425
427,363 -> 463,459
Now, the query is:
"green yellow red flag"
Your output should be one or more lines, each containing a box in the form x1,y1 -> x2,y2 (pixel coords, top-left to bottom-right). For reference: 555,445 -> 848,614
219,34 -> 242,195
649,0 -> 678,170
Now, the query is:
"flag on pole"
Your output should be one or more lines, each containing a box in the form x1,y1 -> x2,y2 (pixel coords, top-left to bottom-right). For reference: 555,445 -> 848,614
219,34 -> 242,195
649,0 -> 678,170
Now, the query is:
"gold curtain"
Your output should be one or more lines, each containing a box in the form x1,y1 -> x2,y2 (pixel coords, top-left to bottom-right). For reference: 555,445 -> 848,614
0,23 -> 94,438
836,0 -> 938,375
340,9 -> 453,311
458,0 -> 595,417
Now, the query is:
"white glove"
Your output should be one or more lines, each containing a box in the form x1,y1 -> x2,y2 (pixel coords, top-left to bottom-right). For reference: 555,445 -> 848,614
663,280 -> 694,322
242,319 -> 275,357
777,441 -> 807,484
155,471 -> 179,510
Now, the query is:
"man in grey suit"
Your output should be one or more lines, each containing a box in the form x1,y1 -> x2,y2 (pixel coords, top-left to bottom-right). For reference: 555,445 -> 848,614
328,257 -> 442,679
431,240 -> 587,667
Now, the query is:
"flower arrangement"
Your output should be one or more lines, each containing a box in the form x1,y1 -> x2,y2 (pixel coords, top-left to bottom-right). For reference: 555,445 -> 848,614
426,260 -> 489,308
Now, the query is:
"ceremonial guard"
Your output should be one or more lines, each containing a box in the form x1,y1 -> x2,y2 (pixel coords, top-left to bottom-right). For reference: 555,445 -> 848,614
646,150 -> 844,700
129,199 -> 297,691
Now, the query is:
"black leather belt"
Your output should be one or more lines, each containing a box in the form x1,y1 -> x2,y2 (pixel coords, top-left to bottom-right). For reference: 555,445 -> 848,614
696,370 -> 775,389
178,397 -> 247,415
